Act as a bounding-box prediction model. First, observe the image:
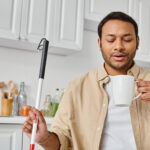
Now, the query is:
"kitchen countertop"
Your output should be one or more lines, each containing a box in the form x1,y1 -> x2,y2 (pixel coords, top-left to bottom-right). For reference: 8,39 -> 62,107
0,116 -> 53,124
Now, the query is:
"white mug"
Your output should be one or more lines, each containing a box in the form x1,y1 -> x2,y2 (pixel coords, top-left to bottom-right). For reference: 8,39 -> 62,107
111,75 -> 141,107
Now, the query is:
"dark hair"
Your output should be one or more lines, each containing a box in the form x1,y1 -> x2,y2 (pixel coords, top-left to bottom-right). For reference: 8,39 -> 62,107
97,11 -> 138,38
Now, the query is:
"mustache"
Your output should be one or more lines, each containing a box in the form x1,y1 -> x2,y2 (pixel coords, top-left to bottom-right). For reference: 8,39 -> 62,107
111,52 -> 128,57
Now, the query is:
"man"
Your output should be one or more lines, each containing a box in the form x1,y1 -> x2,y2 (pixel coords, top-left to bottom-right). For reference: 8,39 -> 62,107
22,12 -> 150,150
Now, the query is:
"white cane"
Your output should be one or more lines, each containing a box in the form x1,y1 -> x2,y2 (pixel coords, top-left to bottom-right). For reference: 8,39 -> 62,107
30,38 -> 49,150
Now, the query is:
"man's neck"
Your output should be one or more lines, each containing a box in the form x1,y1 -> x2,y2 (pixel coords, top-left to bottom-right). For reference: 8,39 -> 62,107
104,62 -> 134,76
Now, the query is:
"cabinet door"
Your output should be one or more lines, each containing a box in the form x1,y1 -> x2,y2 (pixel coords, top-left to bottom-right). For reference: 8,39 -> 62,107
0,125 -> 22,150
20,0 -> 52,43
132,0 -> 150,63
49,0 -> 84,53
85,0 -> 129,21
0,0 -> 22,39
85,0 -> 130,31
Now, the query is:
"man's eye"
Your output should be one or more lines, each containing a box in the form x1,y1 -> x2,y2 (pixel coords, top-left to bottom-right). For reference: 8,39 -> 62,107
124,39 -> 132,42
107,40 -> 114,43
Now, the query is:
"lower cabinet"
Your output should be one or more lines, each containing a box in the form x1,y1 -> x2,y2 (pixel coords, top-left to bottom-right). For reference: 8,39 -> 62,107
0,125 -> 22,150
0,124 -> 50,150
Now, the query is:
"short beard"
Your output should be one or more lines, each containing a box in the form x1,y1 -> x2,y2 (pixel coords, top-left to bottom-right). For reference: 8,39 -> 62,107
101,47 -> 136,71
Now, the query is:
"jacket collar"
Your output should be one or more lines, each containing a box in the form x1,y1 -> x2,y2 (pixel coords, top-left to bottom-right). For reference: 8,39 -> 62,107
127,63 -> 140,79
97,62 -> 140,84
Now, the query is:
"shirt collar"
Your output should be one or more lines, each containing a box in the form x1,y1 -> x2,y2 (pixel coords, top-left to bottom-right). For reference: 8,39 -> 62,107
97,62 -> 140,84
97,63 -> 109,84
127,63 -> 140,78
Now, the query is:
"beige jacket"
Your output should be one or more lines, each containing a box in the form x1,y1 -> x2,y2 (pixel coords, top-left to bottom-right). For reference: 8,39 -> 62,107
50,63 -> 150,150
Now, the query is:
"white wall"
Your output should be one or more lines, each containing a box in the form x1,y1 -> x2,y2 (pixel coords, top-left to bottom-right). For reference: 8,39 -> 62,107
0,30 -> 103,106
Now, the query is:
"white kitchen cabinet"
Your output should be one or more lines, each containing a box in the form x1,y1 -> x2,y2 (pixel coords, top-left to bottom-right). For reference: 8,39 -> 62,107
0,117 -> 52,150
0,0 -> 22,40
0,0 -> 84,55
20,0 -> 50,43
84,0 -> 150,63
0,124 -> 22,150
131,0 -> 150,63
49,0 -> 84,54
84,0 -> 129,31
0,124 -> 45,150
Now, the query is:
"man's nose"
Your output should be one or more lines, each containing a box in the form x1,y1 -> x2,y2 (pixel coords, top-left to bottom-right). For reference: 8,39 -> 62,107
114,40 -> 124,51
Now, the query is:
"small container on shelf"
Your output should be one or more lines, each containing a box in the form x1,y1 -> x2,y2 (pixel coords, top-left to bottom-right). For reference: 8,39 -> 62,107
41,94 -> 52,117
12,88 -> 19,116
51,88 -> 61,117
1,92 -> 13,116
17,82 -> 27,115
20,105 -> 32,116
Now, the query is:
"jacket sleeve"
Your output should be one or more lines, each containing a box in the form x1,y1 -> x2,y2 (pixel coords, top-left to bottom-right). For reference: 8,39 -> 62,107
50,83 -> 73,150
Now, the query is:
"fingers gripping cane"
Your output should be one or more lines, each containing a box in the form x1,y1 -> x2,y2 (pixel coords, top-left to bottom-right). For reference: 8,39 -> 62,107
30,38 -> 49,150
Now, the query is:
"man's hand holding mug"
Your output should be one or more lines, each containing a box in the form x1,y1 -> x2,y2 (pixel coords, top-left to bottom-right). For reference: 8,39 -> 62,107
136,79 -> 150,102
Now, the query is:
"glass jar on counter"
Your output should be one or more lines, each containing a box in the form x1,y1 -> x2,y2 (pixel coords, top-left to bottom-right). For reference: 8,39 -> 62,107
41,95 -> 52,117
51,88 -> 61,117
20,105 -> 32,116
17,82 -> 27,115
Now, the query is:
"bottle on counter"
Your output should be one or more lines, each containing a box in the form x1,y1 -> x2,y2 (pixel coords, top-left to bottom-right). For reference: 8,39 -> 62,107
51,88 -> 61,117
12,88 -> 19,116
41,94 -> 52,117
17,82 -> 27,115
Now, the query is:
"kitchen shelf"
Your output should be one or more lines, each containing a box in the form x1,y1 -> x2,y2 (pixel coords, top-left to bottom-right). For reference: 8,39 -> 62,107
0,116 -> 53,124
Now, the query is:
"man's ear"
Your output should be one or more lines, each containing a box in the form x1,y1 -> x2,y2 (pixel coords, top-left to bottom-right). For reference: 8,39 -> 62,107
136,36 -> 140,50
98,38 -> 102,50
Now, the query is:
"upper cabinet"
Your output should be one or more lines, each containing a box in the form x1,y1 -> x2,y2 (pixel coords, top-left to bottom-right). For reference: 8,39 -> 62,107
0,0 -> 22,40
84,0 -> 150,63
0,0 -> 84,55
84,0 -> 129,32
50,0 -> 84,53
20,0 -> 50,43
130,0 -> 150,63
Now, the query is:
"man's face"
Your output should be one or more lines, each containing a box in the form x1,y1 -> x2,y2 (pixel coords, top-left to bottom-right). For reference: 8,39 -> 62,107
98,19 -> 139,71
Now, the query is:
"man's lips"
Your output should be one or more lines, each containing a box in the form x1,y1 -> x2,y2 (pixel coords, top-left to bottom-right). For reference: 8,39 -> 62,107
112,54 -> 127,61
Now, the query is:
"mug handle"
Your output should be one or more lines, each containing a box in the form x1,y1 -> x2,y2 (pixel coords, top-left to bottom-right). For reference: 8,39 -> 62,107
133,80 -> 141,100
133,93 -> 141,100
